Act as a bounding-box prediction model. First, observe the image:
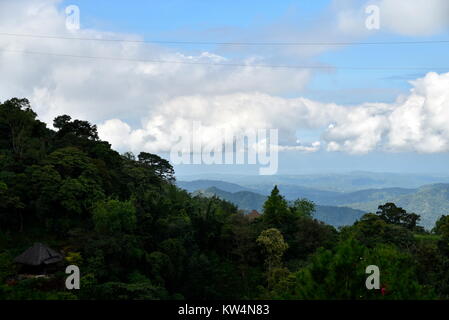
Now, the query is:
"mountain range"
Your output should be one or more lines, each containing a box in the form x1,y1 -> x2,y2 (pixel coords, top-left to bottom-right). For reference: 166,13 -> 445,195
176,172 -> 449,192
192,186 -> 365,228
178,179 -> 449,229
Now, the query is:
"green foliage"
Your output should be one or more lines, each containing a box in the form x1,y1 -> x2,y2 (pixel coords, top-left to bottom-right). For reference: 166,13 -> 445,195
376,202 -> 421,231
53,115 -> 99,141
0,277 -> 78,300
262,186 -> 291,227
0,252 -> 15,283
137,152 -> 175,183
257,228 -> 289,271
342,213 -> 416,249
433,215 -> 449,236
289,198 -> 315,218
92,199 -> 137,235
65,252 -> 83,266
272,239 -> 433,300
286,216 -> 338,262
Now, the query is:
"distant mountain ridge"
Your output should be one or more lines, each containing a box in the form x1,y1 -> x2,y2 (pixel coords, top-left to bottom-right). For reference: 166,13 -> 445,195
177,180 -> 259,193
178,179 -> 417,205
347,183 -> 449,229
178,179 -> 449,229
248,184 -> 416,205
193,186 -> 365,228
177,172 -> 449,192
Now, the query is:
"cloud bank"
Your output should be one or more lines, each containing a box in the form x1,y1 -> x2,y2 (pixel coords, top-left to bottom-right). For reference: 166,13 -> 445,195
98,71 -> 449,154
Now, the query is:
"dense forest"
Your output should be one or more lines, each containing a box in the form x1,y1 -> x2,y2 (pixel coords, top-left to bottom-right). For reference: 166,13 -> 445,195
2,98 -> 449,300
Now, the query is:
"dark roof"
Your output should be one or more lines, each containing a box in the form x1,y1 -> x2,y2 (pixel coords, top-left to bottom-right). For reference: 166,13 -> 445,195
14,243 -> 63,266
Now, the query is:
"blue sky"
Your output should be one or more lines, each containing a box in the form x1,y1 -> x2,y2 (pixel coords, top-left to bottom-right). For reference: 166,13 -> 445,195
59,1 -> 327,34
59,0 -> 449,104
2,0 -> 449,175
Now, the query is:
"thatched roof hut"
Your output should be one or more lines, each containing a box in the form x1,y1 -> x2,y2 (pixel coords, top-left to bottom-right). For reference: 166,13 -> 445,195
14,243 -> 63,266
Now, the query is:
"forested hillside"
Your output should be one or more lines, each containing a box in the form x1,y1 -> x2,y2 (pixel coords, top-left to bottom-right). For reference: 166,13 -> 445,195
2,98 -> 449,300
347,184 -> 449,229
194,186 -> 365,227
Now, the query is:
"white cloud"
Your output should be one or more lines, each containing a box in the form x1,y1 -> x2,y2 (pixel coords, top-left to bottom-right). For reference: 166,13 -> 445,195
335,0 -> 449,36
325,72 -> 449,153
98,93 -> 340,154
98,72 -> 449,155
378,0 -> 449,36
277,142 -> 321,152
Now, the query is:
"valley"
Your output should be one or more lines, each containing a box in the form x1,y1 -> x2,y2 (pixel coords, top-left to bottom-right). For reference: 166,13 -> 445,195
178,177 -> 449,229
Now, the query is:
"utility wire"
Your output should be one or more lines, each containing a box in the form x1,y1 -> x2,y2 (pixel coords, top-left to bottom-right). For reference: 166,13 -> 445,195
1,32 -> 449,46
1,48 -> 448,71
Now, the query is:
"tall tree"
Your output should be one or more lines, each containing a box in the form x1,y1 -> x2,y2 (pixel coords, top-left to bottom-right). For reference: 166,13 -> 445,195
0,98 -> 45,161
262,186 -> 291,227
376,203 -> 421,230
257,228 -> 289,289
54,115 -> 99,141
138,152 -> 175,183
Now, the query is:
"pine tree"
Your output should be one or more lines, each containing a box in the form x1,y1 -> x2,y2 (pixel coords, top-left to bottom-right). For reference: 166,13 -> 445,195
262,186 -> 291,227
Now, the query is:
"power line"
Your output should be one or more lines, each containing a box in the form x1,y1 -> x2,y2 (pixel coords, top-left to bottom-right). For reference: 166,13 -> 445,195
1,32 -> 449,46
1,48 -> 447,71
